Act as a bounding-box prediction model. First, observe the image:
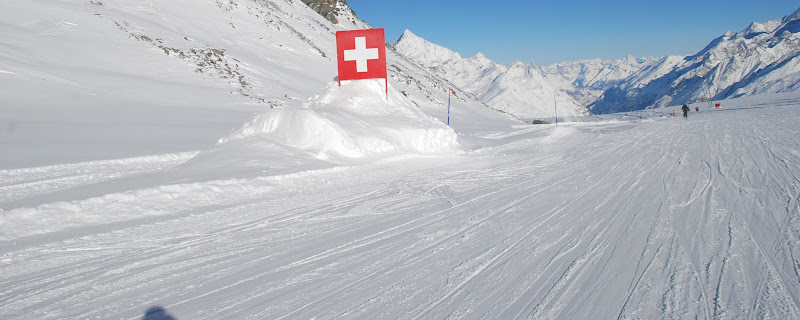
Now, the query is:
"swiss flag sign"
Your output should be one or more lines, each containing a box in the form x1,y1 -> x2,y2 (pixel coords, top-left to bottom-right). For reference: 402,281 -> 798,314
336,28 -> 387,83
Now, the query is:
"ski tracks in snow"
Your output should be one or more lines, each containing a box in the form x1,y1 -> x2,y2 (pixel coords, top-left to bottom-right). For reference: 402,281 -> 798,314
0,152 -> 198,205
3,104 -> 800,319
654,111 -> 800,319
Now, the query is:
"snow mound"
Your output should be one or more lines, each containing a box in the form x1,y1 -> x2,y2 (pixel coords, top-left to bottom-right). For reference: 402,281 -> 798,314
220,79 -> 459,161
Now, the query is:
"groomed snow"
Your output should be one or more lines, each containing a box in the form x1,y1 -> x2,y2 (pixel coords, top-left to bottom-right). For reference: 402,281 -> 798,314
2,94 -> 800,319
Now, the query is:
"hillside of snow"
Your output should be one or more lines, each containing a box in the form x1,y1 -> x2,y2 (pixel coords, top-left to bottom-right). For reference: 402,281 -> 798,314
0,0 -> 514,169
3,0 -> 800,319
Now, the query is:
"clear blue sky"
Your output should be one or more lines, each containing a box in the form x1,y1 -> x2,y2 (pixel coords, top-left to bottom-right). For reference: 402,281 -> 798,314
346,0 -> 800,66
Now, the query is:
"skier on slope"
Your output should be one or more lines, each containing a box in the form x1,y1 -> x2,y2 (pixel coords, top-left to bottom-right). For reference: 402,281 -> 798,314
681,104 -> 690,119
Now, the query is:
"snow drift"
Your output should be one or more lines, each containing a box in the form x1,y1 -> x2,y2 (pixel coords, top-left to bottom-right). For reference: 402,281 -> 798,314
218,79 -> 460,161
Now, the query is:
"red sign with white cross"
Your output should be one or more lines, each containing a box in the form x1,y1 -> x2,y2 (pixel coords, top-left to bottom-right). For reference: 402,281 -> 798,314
336,28 -> 387,85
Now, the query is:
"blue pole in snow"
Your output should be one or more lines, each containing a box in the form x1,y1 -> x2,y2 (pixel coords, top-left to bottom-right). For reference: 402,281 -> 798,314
448,88 -> 451,126
554,94 -> 558,127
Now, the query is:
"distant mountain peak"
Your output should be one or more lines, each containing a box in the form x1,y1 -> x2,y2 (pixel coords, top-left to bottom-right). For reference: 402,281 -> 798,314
400,29 -> 417,38
787,6 -> 800,21
508,60 -> 527,68
469,52 -> 493,64
776,6 -> 800,34
723,30 -> 737,38
393,29 -> 463,67
394,29 -> 421,46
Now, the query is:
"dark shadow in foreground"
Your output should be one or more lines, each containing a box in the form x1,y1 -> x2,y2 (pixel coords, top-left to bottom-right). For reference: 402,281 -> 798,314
142,306 -> 177,320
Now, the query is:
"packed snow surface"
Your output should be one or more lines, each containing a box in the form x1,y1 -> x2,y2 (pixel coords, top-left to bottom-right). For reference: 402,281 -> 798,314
2,93 -> 800,319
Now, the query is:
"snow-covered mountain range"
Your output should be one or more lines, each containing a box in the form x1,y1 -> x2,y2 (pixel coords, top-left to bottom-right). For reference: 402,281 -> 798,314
394,30 -> 589,120
589,7 -> 800,114
394,7 -> 800,116
541,55 -> 661,107
393,30 -> 665,119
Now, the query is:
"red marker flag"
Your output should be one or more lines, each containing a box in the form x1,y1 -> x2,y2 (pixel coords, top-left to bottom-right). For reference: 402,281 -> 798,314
336,28 -> 387,89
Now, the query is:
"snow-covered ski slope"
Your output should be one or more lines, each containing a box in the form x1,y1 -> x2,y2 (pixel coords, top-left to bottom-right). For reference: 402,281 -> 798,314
2,0 -> 800,318
3,92 -> 800,319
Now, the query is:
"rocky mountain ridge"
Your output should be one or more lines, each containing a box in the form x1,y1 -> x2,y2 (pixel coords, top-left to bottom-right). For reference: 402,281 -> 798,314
299,0 -> 358,25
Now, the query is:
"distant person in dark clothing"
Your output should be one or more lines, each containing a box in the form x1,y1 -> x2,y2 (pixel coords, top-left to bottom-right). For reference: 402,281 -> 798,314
681,104 -> 690,119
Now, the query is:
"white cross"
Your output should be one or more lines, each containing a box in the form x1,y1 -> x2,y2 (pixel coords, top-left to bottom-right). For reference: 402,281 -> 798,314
344,36 -> 379,73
